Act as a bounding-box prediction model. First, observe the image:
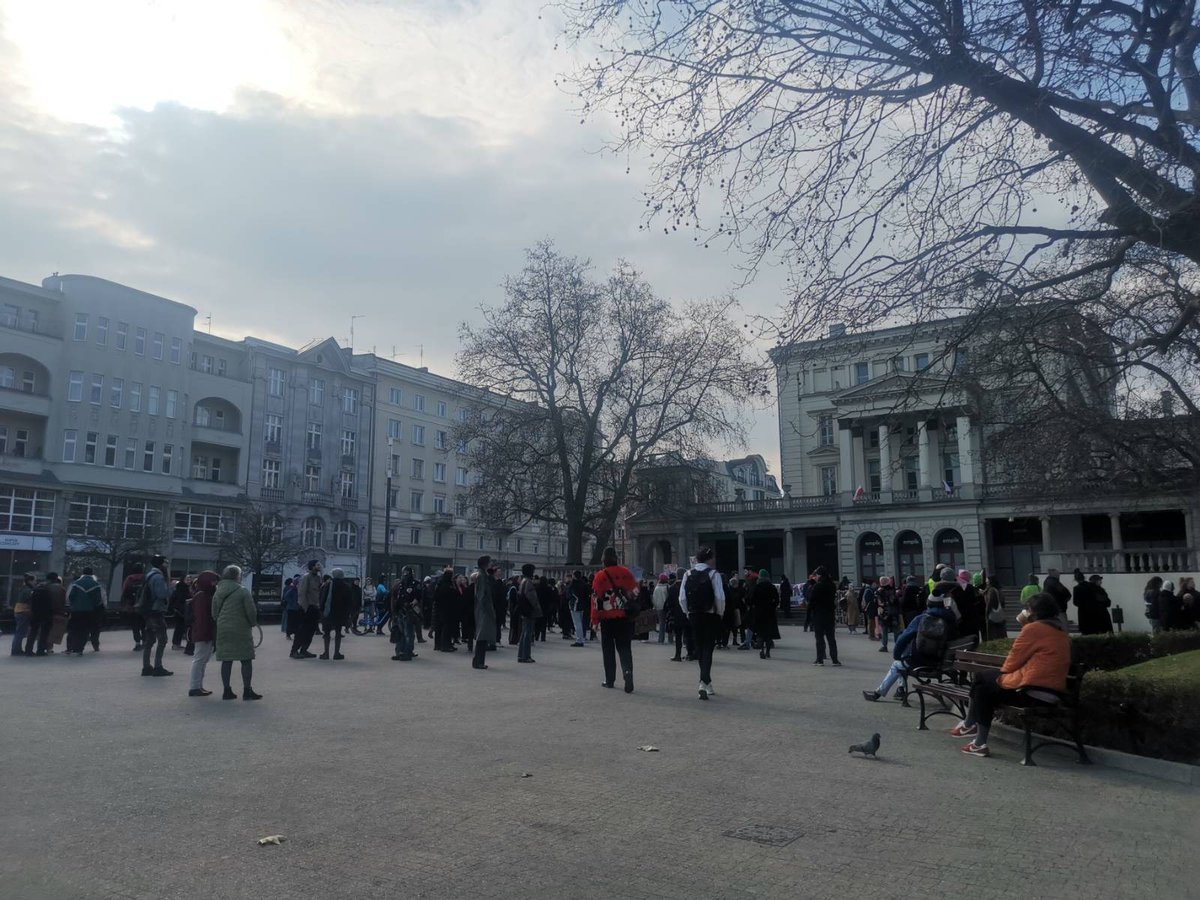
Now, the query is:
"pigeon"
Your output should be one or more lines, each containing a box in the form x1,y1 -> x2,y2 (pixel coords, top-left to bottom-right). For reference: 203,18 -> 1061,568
848,733 -> 881,758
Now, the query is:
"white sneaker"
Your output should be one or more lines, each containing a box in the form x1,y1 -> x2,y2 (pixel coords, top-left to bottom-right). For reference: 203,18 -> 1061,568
698,681 -> 709,700
705,682 -> 715,696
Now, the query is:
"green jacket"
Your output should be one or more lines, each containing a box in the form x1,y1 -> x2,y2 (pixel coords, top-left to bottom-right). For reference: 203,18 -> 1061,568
213,579 -> 257,661
68,575 -> 105,612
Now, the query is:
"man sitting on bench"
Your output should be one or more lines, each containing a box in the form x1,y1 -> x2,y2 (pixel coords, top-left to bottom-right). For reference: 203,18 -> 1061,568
949,593 -> 1071,757
862,593 -> 956,702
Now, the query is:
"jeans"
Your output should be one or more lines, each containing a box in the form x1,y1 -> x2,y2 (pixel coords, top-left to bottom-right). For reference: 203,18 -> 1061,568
811,610 -> 839,663
878,621 -> 898,649
743,627 -> 754,649
877,659 -> 908,695
571,609 -> 587,644
11,612 -> 30,655
656,612 -> 667,643
142,612 -> 168,669
518,617 -> 535,660
691,613 -> 719,684
599,618 -> 634,686
395,618 -> 416,658
190,641 -> 214,690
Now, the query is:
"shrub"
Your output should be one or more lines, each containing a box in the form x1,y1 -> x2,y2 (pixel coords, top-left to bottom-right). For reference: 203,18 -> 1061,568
978,631 -> 1200,671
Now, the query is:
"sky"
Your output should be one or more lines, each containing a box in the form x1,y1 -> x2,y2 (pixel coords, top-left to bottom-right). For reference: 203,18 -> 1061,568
0,0 -> 785,472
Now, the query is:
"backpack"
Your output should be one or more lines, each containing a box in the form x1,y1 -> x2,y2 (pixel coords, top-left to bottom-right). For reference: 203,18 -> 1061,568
913,612 -> 949,662
138,573 -> 158,615
684,568 -> 717,616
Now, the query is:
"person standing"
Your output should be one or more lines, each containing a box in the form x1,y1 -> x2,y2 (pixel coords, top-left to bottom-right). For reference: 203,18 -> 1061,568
47,573 -> 68,653
490,566 -> 507,648
24,574 -> 55,656
748,569 -> 780,659
433,569 -> 459,652
169,577 -> 191,650
778,574 -> 793,619
1074,571 -> 1114,635
569,570 -> 592,647
390,569 -> 420,661
140,556 -> 172,676
651,574 -> 669,646
280,577 -> 298,636
877,577 -> 902,651
506,575 -> 522,646
187,570 -> 219,697
680,547 -> 726,699
844,581 -> 860,634
291,560 -> 322,659
320,568 -> 353,660
664,571 -> 688,661
120,564 -> 145,651
808,566 -> 841,666
516,564 -> 541,663
1042,568 -> 1072,623
66,568 -> 105,655
10,573 -> 34,656
983,576 -> 1007,641
212,565 -> 261,700
472,556 -> 498,670
591,547 -> 639,693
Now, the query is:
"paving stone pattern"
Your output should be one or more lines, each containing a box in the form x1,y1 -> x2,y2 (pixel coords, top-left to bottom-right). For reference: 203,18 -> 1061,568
1,625 -> 1196,899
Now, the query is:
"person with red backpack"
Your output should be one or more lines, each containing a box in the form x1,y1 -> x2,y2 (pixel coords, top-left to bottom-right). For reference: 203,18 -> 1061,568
680,547 -> 726,700
591,546 -> 640,693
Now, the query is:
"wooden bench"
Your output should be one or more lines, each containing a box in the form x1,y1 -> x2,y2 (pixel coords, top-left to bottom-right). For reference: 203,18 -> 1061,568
897,635 -> 977,707
916,650 -> 1091,766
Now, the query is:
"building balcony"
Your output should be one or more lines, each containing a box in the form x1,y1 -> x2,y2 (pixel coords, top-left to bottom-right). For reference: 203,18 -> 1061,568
302,491 -> 333,505
191,424 -> 244,448
260,487 -> 285,502
429,512 -> 453,530
1042,547 -> 1194,575
0,388 -> 50,418
340,495 -> 359,510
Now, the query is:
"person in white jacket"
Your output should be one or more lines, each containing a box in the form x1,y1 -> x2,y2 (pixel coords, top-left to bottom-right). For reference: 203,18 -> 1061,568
651,574 -> 669,644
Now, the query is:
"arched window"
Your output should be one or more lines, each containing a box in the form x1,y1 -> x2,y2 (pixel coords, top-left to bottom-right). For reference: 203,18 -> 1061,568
858,532 -> 884,582
935,529 -> 964,572
335,520 -> 357,551
301,516 -> 324,548
895,530 -> 924,581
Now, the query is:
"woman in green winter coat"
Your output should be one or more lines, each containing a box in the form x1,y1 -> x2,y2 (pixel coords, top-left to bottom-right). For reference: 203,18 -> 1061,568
212,565 -> 261,701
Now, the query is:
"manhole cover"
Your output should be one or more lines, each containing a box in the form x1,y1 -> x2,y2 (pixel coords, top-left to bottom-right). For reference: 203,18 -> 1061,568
723,824 -> 804,847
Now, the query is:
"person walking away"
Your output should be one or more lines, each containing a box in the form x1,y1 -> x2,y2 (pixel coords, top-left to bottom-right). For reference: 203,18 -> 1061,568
120,564 -> 145,651
66,568 -> 105,655
24,575 -> 54,656
10,573 -> 35,656
320,569 -> 353,660
139,556 -> 172,676
664,571 -> 688,660
951,594 -> 1070,757
1042,568 -> 1072,625
212,566 -> 261,700
472,556 -> 498,669
281,577 -> 297,636
845,581 -> 860,634
680,548 -> 726,699
983,576 -> 1007,640
506,576 -> 522,646
591,547 -> 639,692
490,567 -> 507,647
1143,576 -> 1164,633
517,564 -> 541,663
291,560 -> 322,659
187,571 -> 219,696
1158,580 -> 1181,632
748,569 -> 780,658
808,566 -> 841,666
169,577 -> 191,650
571,570 -> 593,647
433,569 -> 459,652
779,575 -> 793,619
875,577 -> 900,652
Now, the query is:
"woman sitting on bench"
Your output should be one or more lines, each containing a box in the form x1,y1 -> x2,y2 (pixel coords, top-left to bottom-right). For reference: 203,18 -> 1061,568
950,593 -> 1070,758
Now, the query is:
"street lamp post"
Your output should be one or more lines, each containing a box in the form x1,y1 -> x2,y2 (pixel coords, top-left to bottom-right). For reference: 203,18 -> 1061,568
383,437 -> 393,581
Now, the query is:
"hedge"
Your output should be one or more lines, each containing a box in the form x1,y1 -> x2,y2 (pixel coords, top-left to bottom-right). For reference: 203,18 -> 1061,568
978,630 -> 1200,671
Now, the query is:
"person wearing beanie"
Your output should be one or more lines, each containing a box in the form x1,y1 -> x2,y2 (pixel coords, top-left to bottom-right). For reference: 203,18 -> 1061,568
320,568 -> 353,660
291,559 -> 323,659
749,568 -> 780,659
516,563 -> 541,662
863,594 -> 957,702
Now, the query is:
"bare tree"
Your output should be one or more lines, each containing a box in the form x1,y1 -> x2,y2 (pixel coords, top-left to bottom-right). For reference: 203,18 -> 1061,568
217,504 -> 304,586
561,1 -> 1200,484
456,241 -> 764,563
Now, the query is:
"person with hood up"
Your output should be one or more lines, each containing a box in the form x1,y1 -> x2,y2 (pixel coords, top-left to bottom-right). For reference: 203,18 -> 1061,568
320,568 -> 354,660
749,569 -> 780,659
187,570 -> 219,696
1042,568 -> 1072,622
1073,570 -> 1113,635
65,568 -> 105,655
212,565 -> 261,700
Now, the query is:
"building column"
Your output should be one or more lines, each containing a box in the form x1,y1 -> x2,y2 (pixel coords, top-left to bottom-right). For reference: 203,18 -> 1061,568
852,429 -> 866,493
783,528 -> 795,580
838,420 -> 854,498
917,420 -> 932,489
878,424 -> 892,492
956,414 -> 975,484
1109,513 -> 1123,551
736,530 -> 746,572
1184,509 -> 1194,550
676,533 -> 688,568
1041,516 -> 1052,553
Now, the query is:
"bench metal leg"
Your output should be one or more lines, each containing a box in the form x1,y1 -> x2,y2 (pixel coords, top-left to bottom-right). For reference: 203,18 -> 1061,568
1020,719 -> 1037,766
917,690 -> 929,730
1071,711 -> 1092,765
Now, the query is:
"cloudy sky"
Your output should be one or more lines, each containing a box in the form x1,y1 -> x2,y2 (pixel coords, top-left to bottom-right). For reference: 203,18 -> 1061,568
0,0 -> 785,471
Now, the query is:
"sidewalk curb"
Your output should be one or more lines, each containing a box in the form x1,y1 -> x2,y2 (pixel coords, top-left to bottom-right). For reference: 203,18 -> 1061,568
991,723 -> 1200,786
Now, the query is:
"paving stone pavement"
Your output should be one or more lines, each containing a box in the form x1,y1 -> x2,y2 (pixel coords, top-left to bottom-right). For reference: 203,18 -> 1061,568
1,624 -> 1196,899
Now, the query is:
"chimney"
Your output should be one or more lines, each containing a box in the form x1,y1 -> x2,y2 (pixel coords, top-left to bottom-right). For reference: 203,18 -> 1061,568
828,323 -> 846,338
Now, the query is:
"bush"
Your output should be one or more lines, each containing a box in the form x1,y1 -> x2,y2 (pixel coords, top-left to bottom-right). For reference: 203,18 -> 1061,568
1077,650 -> 1200,763
978,630 -> 1200,671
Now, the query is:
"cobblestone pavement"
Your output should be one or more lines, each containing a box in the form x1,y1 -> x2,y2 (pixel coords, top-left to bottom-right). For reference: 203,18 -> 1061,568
1,624 -> 1195,899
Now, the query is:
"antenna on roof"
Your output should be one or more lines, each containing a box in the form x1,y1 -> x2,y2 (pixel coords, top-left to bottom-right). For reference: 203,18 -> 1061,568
204,313 -> 212,334
349,315 -> 364,352
418,343 -> 424,367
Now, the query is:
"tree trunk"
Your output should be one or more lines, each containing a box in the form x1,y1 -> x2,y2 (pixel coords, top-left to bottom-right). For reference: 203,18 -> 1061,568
566,517 -> 587,567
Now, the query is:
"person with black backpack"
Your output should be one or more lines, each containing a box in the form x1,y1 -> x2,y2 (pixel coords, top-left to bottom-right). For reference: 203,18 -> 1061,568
862,593 -> 957,702
680,547 -> 726,700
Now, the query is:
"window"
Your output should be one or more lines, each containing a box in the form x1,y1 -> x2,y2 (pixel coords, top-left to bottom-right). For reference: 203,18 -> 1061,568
104,435 -> 118,467
953,348 -> 970,373
942,451 -> 960,490
0,427 -> 8,454
134,326 -> 146,356
110,378 -> 124,408
867,458 -> 881,493
455,532 -> 465,550
130,382 -> 142,412
867,428 -> 880,450
192,455 -> 208,480
343,387 -> 359,414
269,368 -> 285,397
389,387 -> 402,405
96,316 -> 109,346
410,490 -> 423,512
264,414 -> 282,444
147,386 -> 160,416
436,400 -> 446,417
305,464 -> 320,492
173,505 -> 233,544
458,408 -> 468,423
480,535 -> 486,551
262,459 -> 281,488
335,520 -> 357,551
411,458 -> 424,479
433,462 -> 446,482
390,454 -> 401,476
456,439 -> 467,455
914,352 -> 929,371
435,430 -> 447,450
169,337 -> 182,364
9,428 -> 26,458
165,390 -> 177,419
410,527 -> 420,545
516,538 -> 523,552
820,465 -> 838,496
0,486 -> 54,534
454,496 -> 467,518
217,358 -> 226,376
0,304 -> 16,327
84,432 -> 98,464
152,332 -> 164,360
818,415 -> 835,446
68,494 -> 159,539
62,429 -> 77,462
201,355 -> 214,373
433,530 -> 443,548
341,430 -> 356,457
387,487 -> 399,508
115,322 -> 128,349
903,456 -> 919,491
387,418 -> 402,439
161,443 -> 174,475
433,494 -> 446,513
854,361 -> 870,385
412,424 -> 425,445
67,371 -> 83,402
20,370 -> 33,393
25,309 -> 38,333
309,378 -> 324,405
73,313 -> 87,341
306,423 -> 322,450
89,373 -> 103,405
0,367 -> 10,388
455,466 -> 467,486
339,471 -> 355,498
125,439 -> 137,469
413,394 -> 425,412
143,441 -> 155,472
301,517 -> 324,547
